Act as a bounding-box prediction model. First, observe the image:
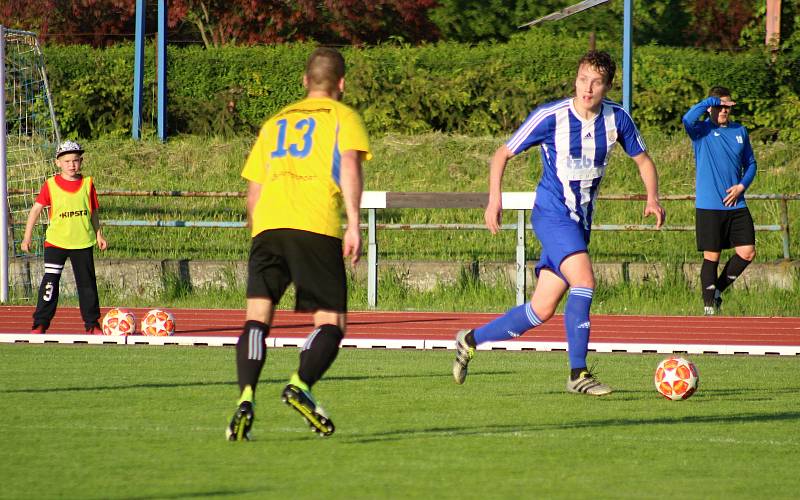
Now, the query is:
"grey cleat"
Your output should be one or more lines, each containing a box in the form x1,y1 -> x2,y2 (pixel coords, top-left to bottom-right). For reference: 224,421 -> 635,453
566,370 -> 614,396
453,329 -> 476,384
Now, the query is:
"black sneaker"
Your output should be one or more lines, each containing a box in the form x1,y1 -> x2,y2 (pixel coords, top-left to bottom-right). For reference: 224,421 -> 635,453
281,384 -> 335,437
226,401 -> 254,441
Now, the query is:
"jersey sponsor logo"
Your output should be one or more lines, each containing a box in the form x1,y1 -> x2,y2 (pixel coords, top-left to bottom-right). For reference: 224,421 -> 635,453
560,155 -> 605,180
58,209 -> 89,219
276,108 -> 331,118
584,131 -> 592,139
713,132 -> 721,137
567,154 -> 596,169
736,135 -> 743,144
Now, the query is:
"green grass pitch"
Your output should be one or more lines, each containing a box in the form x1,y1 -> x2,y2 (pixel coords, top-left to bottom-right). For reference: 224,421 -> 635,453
1,345 -> 798,499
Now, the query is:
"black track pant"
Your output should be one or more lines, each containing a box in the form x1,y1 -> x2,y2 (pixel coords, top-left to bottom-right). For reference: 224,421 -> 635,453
33,246 -> 100,330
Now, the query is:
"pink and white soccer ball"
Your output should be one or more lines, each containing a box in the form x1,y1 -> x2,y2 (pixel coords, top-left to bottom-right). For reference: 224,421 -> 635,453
102,308 -> 136,336
141,309 -> 176,336
655,357 -> 699,400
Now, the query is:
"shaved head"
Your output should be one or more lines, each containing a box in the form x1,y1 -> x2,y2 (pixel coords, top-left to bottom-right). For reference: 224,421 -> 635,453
305,47 -> 345,94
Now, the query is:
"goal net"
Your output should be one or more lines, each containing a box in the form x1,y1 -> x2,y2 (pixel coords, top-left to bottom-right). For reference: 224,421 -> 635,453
1,26 -> 60,302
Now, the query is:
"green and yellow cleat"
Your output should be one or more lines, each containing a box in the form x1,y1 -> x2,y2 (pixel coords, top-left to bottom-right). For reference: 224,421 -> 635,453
281,384 -> 335,437
226,400 -> 254,441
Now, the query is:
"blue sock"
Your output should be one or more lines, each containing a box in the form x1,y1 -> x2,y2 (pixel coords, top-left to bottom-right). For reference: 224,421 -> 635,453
565,287 -> 593,370
473,303 -> 542,345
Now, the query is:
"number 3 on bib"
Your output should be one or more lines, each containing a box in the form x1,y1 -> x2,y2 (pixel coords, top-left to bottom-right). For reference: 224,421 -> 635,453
271,117 -> 316,159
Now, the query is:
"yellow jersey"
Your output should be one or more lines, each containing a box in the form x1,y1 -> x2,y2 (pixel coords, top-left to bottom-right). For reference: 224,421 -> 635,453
241,97 -> 371,239
44,176 -> 96,249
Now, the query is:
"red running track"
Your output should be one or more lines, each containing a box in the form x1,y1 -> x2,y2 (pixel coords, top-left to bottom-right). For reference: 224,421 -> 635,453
1,305 -> 799,349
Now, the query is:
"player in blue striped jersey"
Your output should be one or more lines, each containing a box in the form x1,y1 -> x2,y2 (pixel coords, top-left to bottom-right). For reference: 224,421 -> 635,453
453,51 -> 665,395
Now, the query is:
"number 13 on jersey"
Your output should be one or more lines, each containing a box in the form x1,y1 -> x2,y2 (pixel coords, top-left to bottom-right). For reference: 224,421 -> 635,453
271,117 -> 316,159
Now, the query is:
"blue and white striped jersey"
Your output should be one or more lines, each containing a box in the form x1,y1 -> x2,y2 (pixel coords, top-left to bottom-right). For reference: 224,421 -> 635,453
506,97 -> 647,229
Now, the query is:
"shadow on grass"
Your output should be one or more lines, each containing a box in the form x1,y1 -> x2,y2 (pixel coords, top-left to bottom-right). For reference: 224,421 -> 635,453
1,371 -> 514,394
105,487 -> 271,500
341,410 -> 800,444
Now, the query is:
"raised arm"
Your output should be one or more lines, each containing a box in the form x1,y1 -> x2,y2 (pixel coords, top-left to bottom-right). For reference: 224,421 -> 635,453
682,97 -> 720,139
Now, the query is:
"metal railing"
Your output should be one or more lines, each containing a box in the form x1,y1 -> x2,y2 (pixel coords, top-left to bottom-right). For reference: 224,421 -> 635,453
10,189 -> 796,307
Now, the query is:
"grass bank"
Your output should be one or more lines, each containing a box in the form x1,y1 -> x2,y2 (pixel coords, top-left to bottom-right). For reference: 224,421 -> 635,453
73,132 -> 800,263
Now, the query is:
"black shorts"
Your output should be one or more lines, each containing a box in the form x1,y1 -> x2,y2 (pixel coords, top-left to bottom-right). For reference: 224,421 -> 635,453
695,208 -> 755,251
247,229 -> 347,313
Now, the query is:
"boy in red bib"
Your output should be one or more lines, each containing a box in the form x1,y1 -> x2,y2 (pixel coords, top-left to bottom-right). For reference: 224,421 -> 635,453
21,141 -> 108,334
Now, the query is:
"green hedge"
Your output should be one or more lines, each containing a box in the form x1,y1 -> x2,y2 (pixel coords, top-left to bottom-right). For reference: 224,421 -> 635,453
41,31 -> 799,141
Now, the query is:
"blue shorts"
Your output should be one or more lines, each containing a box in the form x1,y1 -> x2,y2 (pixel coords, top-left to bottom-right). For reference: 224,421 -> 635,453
532,208 -> 590,284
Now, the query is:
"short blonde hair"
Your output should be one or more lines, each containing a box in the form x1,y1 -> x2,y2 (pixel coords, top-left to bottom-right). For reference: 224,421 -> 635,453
305,47 -> 345,93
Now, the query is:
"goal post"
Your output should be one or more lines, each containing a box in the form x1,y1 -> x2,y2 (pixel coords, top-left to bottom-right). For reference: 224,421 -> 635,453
1,26 -> 60,303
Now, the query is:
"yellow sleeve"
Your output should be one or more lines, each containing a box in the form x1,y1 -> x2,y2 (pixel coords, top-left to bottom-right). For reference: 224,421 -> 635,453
241,123 -> 272,184
338,108 -> 372,161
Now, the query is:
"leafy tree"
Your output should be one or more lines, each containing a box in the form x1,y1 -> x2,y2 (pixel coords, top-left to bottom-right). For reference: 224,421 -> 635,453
685,0 -> 758,49
430,0 -> 759,48
1,0 -> 185,46
153,0 -> 440,47
2,0 -> 438,47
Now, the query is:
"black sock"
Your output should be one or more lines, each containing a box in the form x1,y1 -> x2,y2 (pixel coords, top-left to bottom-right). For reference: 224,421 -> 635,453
700,259 -> 719,307
298,324 -> 344,388
570,367 -> 587,380
236,320 -> 269,393
717,254 -> 752,293
465,330 -> 476,347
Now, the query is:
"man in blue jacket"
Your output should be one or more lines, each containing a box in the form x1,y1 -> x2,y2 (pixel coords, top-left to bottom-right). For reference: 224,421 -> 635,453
683,86 -> 757,315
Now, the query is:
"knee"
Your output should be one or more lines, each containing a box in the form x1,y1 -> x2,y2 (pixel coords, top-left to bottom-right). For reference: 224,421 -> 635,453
531,302 -> 556,322
739,247 -> 756,262
567,268 -> 595,289
569,277 -> 595,289
317,324 -> 344,343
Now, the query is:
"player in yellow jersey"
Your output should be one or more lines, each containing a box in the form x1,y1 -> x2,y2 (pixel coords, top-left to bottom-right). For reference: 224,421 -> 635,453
227,47 -> 371,440
21,141 -> 108,334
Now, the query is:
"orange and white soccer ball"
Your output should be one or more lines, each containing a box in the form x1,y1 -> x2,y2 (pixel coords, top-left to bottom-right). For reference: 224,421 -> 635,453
141,309 -> 176,336
102,308 -> 136,336
655,357 -> 699,400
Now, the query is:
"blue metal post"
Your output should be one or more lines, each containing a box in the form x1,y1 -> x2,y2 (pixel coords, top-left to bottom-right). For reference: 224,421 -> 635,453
622,0 -> 633,114
132,0 -> 145,140
157,0 -> 168,141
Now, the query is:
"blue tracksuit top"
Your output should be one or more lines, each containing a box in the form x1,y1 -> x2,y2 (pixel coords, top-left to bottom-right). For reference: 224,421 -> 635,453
682,97 -> 757,210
